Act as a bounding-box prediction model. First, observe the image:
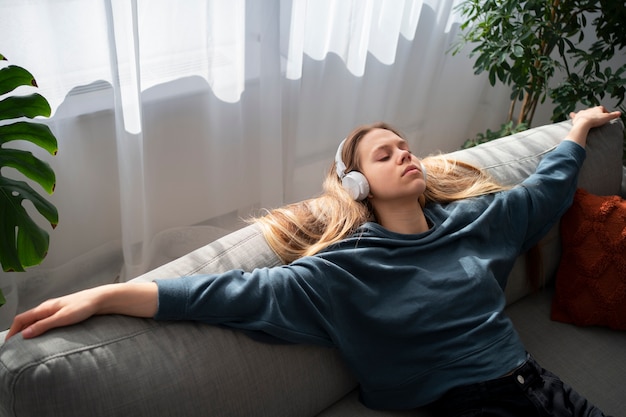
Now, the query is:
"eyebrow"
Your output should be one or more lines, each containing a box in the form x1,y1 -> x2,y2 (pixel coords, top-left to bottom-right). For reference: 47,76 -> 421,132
371,139 -> 409,154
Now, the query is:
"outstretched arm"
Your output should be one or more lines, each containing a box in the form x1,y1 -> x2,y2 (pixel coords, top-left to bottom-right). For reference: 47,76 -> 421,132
514,106 -> 621,252
5,282 -> 158,341
565,106 -> 621,148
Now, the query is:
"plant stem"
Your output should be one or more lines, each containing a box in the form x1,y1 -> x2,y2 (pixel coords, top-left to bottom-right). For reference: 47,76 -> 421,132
507,98 -> 516,123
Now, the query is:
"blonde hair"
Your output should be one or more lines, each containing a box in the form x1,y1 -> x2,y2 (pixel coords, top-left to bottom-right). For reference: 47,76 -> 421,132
255,122 -> 508,263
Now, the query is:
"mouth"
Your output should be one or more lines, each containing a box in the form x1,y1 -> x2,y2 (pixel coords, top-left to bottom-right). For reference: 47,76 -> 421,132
402,165 -> 419,176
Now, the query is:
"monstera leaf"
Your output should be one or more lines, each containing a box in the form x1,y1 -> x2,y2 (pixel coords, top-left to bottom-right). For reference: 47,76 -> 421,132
0,54 -> 58,292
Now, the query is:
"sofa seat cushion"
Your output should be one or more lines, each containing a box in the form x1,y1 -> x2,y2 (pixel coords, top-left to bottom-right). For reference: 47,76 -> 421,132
551,189 -> 626,330
506,289 -> 626,417
316,389 -> 431,417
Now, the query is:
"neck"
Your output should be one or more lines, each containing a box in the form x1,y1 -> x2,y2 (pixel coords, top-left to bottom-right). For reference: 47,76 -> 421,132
373,200 -> 429,234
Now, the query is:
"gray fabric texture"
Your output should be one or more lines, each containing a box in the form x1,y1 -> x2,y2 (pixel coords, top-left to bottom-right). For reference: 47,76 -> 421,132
507,290 -> 626,417
0,316 -> 356,416
0,120 -> 624,417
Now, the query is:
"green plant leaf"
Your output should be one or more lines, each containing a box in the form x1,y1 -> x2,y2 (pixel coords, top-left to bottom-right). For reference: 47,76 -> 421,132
0,93 -> 51,121
0,56 -> 59,273
0,121 -> 58,155
0,288 -> 5,308
512,45 -> 524,58
0,177 -> 58,272
488,68 -> 496,86
0,65 -> 37,95
0,121 -> 58,194
0,148 -> 56,194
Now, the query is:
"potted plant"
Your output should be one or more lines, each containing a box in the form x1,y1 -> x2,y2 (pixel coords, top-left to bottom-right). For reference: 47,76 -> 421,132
0,53 -> 58,323
452,0 -> 626,157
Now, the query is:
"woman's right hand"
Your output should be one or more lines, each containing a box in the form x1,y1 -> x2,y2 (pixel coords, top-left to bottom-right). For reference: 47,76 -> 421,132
5,282 -> 158,341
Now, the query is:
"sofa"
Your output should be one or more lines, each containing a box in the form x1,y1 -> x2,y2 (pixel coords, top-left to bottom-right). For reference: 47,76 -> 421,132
1,119 -> 625,417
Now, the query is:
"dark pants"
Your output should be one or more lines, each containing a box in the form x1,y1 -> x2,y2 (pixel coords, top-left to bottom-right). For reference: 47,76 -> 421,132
428,355 -> 611,417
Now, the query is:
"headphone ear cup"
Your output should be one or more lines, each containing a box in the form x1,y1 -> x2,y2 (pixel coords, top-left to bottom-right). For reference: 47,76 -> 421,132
342,171 -> 370,201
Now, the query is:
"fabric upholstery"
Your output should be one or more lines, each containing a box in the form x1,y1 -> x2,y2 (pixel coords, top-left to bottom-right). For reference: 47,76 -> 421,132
131,224 -> 283,281
551,189 -> 626,330
0,315 -> 356,417
507,289 -> 626,417
1,120 -> 624,417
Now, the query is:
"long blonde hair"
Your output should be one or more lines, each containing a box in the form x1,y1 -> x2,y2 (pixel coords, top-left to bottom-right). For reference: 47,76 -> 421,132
255,122 -> 507,263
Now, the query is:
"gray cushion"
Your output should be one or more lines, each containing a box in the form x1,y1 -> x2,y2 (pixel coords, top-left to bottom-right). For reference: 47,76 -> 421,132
507,289 -> 626,417
0,315 -> 356,417
132,223 -> 283,281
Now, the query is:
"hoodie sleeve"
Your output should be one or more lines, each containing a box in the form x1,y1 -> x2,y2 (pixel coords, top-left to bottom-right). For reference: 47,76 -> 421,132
153,261 -> 336,347
512,140 -> 586,252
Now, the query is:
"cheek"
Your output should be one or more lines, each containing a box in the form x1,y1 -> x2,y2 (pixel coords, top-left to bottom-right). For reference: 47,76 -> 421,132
364,168 -> 394,195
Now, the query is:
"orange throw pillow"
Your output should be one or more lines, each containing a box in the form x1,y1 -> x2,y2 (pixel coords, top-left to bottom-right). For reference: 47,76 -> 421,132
551,188 -> 626,330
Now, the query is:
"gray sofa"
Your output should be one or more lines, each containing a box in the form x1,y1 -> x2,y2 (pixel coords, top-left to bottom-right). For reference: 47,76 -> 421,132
1,119 -> 625,417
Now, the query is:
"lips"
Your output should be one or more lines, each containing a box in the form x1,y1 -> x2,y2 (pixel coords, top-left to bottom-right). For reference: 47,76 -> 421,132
402,165 -> 419,176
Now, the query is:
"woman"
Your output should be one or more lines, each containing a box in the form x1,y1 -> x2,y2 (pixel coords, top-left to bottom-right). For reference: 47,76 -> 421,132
6,106 -> 620,416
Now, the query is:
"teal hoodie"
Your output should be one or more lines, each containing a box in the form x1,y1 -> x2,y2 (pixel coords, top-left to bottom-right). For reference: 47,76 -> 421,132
155,140 -> 585,410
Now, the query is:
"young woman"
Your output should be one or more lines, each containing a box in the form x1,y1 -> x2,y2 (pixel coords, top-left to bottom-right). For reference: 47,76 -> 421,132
6,106 -> 620,416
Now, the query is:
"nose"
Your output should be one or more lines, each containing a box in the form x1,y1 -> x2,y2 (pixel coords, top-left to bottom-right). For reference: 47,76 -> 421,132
397,148 -> 411,164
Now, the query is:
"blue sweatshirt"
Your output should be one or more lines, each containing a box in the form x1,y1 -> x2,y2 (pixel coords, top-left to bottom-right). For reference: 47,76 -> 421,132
155,140 -> 585,410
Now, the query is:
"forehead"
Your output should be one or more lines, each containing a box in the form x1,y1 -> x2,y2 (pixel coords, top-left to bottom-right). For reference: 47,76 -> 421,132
358,128 -> 406,153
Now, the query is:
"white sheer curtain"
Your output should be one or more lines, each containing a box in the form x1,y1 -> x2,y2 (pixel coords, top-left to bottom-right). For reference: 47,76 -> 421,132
0,0 -> 512,310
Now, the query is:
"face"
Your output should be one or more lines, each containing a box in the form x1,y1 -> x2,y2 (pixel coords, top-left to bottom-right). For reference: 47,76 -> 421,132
356,128 -> 426,203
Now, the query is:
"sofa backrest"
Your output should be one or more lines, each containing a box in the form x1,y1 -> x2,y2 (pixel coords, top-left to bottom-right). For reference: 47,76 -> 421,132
135,119 -> 624,306
451,119 -> 623,195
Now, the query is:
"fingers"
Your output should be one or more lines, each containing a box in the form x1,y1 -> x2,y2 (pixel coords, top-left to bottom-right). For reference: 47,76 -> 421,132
5,300 -> 60,340
3,285 -> 123,342
5,297 -> 95,341
570,106 -> 621,128
608,110 -> 622,119
596,108 -> 622,125
20,312 -> 68,339
5,318 -> 25,341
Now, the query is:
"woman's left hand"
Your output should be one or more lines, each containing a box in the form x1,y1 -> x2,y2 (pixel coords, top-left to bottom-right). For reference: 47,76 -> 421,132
569,106 -> 621,129
566,106 -> 621,147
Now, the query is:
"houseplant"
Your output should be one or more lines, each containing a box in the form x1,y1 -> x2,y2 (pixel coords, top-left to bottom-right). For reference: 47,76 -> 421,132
452,0 -> 626,156
0,54 -> 58,309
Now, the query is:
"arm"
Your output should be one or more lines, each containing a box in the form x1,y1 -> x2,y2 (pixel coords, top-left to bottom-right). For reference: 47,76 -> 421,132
155,265 -> 335,346
514,106 -> 621,251
5,282 -> 158,341
565,106 -> 621,148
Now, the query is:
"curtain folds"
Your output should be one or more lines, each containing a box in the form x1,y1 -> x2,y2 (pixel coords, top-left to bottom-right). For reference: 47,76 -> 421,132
0,0 -> 513,308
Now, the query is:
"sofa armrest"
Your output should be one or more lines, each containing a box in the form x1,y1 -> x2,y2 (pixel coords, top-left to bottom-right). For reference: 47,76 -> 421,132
0,314 -> 356,417
0,224 -> 358,417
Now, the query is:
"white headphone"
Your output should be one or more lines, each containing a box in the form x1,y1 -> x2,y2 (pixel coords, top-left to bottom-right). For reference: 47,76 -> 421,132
335,138 -> 370,201
334,138 -> 428,201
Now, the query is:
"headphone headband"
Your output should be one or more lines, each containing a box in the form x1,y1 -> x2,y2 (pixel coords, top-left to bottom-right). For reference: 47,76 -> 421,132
335,138 -> 348,179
